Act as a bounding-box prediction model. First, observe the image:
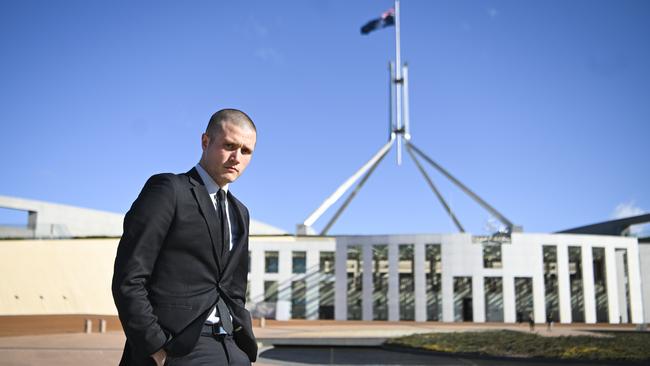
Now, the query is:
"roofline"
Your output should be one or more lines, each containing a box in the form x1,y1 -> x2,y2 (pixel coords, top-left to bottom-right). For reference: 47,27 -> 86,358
556,213 -> 650,236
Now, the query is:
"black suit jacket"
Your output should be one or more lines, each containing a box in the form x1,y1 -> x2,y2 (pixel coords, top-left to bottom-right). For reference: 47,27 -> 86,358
112,168 -> 257,365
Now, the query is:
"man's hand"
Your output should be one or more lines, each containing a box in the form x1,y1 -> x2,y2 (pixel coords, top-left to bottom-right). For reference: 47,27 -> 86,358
151,348 -> 167,366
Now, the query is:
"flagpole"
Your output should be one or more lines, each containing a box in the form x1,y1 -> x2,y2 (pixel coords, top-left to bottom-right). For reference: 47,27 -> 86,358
389,61 -> 395,142
394,0 -> 402,165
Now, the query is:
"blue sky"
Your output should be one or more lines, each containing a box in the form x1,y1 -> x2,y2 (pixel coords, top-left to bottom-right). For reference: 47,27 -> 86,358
1,0 -> 648,236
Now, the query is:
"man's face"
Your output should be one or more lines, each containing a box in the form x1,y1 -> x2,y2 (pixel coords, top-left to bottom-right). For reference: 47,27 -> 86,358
200,121 -> 256,187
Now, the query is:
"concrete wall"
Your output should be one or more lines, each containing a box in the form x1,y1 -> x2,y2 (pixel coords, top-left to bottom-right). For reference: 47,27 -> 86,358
0,239 -> 119,315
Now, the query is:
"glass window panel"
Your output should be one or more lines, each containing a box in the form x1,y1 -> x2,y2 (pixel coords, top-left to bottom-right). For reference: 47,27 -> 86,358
292,251 -> 306,274
515,277 -> 534,323
346,245 -> 363,320
425,244 -> 442,321
319,281 -> 335,319
543,245 -> 559,322
568,246 -> 585,322
483,244 -> 502,268
484,277 -> 504,322
592,247 -> 608,323
372,244 -> 388,320
320,251 -> 335,274
291,280 -> 306,319
453,277 -> 473,322
265,251 -> 279,273
399,244 -> 415,321
264,280 -> 278,302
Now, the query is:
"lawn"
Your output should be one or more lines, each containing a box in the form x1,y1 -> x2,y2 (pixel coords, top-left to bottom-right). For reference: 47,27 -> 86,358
385,330 -> 650,363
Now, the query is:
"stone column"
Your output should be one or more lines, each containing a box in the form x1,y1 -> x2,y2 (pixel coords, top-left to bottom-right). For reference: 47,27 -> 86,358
556,244 -> 572,323
362,243 -> 374,321
335,240 -> 348,320
441,243 -> 454,322
625,242 -> 645,324
605,246 -> 621,324
473,275 -> 485,323
305,248 -> 321,320
414,242 -> 426,322
532,245 -> 546,324
615,250 -> 629,323
388,243 -> 399,321
275,249 -> 292,320
581,245 -> 596,324
502,274 -> 516,323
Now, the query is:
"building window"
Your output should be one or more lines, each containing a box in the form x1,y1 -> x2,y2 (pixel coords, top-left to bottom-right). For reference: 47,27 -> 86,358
543,245 -> 559,323
319,281 -> 335,319
484,277 -> 504,322
292,251 -> 306,274
265,251 -> 279,273
399,244 -> 415,321
264,280 -> 278,302
515,277 -> 534,323
291,280 -> 307,319
453,276 -> 473,322
346,245 -> 363,320
483,243 -> 502,268
425,244 -> 442,321
568,246 -> 585,322
592,247 -> 608,323
320,251 -> 335,274
372,244 -> 389,320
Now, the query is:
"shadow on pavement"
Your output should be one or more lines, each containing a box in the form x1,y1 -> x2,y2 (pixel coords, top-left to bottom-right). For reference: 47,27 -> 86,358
259,346 -> 639,366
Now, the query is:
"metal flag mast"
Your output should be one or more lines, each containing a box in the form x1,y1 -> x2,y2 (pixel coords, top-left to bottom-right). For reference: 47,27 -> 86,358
297,0 -> 517,236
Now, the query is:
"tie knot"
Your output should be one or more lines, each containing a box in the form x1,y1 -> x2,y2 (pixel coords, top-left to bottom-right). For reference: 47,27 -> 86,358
217,189 -> 226,202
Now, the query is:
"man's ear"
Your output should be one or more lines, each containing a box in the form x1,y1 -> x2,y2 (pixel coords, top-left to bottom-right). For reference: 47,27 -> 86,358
201,133 -> 210,151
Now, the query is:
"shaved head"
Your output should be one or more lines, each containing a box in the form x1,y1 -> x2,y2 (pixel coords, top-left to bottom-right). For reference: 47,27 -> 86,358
206,108 -> 256,138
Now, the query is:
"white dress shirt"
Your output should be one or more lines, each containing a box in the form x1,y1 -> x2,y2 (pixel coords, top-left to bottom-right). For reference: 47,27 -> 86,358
195,163 -> 236,324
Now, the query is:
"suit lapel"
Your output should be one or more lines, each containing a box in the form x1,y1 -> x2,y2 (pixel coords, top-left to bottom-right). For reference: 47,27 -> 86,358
187,168 -> 224,274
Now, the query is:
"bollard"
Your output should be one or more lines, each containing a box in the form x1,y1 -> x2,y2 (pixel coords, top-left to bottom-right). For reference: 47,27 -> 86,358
99,319 -> 107,333
84,319 -> 92,334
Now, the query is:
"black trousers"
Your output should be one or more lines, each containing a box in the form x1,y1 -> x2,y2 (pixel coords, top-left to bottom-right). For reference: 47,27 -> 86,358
165,333 -> 250,366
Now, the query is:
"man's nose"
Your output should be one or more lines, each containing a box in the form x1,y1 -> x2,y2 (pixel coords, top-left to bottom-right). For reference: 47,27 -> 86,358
229,149 -> 241,163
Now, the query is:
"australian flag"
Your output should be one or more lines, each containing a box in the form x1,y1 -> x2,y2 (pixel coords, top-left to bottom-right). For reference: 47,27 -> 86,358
360,8 -> 395,35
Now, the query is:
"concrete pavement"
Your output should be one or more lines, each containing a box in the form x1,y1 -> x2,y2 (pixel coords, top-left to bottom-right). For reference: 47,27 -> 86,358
0,321 -> 639,366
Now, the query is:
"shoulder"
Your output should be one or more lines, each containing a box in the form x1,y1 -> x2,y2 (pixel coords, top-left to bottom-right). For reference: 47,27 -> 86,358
136,172 -> 191,202
144,172 -> 191,188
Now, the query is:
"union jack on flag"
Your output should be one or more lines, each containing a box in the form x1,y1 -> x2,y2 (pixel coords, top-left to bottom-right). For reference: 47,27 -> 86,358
360,8 -> 395,35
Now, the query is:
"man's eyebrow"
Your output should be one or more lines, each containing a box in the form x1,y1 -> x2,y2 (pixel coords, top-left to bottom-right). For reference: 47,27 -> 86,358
223,138 -> 241,146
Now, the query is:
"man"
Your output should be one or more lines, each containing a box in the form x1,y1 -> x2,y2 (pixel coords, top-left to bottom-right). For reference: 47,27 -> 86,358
112,109 -> 258,365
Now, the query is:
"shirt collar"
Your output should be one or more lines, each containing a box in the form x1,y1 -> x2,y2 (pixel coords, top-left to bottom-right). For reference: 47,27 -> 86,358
195,163 -> 229,195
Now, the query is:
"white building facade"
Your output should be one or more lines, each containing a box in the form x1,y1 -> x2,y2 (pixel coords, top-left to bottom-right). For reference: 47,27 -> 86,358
247,233 -> 645,324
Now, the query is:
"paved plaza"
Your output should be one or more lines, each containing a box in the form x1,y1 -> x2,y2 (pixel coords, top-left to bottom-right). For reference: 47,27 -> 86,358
0,320 -> 640,365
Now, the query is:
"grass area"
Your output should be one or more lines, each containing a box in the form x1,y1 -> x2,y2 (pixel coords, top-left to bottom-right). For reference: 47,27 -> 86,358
385,330 -> 650,363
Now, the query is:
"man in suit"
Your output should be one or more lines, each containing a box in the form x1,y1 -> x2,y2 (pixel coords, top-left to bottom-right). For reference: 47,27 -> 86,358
112,109 -> 258,365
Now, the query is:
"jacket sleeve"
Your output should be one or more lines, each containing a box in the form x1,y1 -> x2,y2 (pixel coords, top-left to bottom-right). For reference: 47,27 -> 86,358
112,173 -> 176,356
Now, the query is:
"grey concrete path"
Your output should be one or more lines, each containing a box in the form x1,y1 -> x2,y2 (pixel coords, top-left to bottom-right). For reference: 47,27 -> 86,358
0,322 -> 637,366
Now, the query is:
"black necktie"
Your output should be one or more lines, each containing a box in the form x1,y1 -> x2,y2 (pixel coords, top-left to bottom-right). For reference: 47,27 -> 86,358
217,189 -> 231,258
215,189 -> 233,334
